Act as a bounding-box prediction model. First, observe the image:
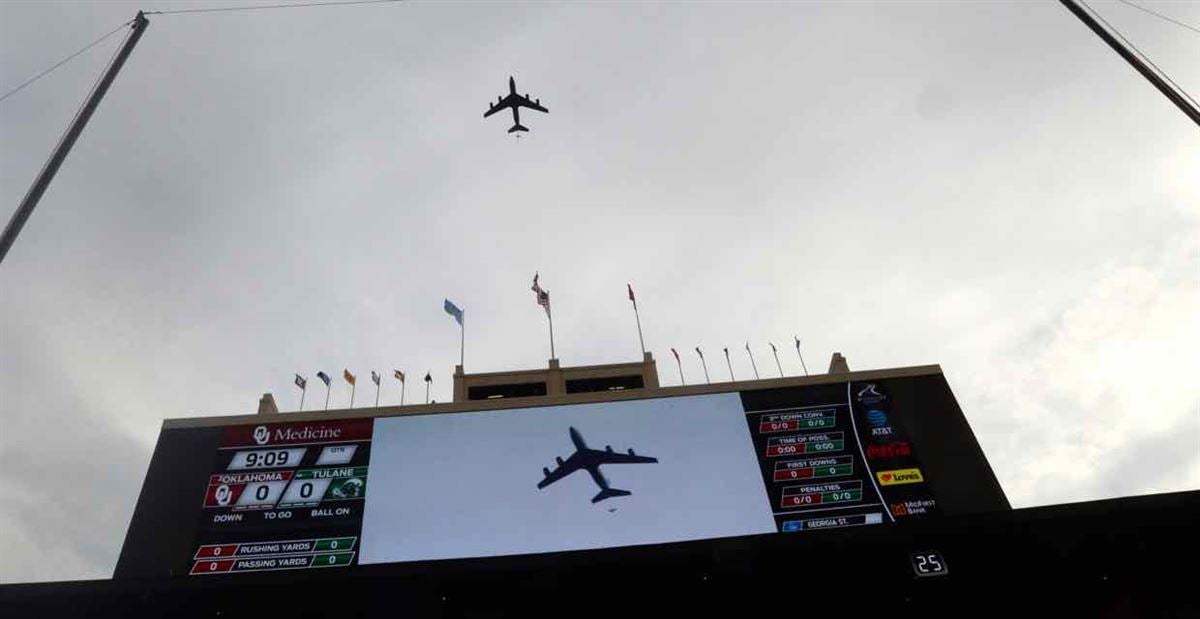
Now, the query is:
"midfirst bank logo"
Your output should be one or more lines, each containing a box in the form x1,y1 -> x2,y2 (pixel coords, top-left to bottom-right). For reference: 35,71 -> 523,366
877,468 -> 924,486
891,499 -> 937,517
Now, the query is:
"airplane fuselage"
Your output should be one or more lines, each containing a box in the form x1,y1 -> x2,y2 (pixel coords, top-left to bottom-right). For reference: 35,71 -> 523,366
484,75 -> 548,134
537,427 -> 658,503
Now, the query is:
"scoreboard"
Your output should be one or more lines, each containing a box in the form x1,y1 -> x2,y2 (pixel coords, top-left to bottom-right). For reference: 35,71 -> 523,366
188,420 -> 372,575
115,369 -> 1008,578
742,381 -> 942,533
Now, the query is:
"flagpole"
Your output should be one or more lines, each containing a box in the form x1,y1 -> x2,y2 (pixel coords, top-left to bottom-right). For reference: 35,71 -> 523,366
632,298 -> 645,356
795,336 -> 810,376
460,311 -> 465,369
673,353 -> 685,385
425,375 -> 430,404
548,309 -> 556,360
746,343 -> 760,379
350,384 -> 355,409
324,383 -> 331,410
771,345 -> 784,377
696,348 -> 710,384
724,348 -> 734,381
375,382 -> 380,407
401,381 -> 406,406
299,387 -> 305,412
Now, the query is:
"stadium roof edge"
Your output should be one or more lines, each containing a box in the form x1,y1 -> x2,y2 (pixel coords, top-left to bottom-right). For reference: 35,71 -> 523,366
164,363 -> 944,430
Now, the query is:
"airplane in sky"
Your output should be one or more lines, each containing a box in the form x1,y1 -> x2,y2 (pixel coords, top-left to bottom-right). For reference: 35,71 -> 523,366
537,427 -> 658,503
484,76 -> 549,134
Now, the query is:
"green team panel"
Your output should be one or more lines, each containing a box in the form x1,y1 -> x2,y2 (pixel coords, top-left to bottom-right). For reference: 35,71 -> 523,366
310,551 -> 355,568
314,537 -> 357,552
277,468 -> 368,506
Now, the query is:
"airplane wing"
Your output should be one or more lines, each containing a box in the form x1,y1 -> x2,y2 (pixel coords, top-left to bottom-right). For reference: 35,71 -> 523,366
514,94 -> 549,114
484,95 -> 516,118
537,453 -> 582,489
590,449 -> 658,465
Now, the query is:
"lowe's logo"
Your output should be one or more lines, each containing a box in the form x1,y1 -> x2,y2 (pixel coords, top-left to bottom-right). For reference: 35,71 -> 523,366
877,468 -> 924,486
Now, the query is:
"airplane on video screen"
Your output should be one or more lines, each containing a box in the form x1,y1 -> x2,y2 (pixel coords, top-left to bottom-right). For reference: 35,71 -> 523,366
484,76 -> 549,134
537,427 -> 658,503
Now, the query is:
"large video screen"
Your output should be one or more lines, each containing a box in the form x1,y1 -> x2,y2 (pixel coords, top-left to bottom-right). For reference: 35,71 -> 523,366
115,373 -> 1007,578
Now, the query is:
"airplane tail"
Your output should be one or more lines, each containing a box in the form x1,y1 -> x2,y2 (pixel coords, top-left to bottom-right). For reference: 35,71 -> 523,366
591,488 -> 631,503
508,123 -> 529,133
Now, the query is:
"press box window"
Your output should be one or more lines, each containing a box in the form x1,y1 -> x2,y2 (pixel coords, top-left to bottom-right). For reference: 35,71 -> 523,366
467,382 -> 548,401
565,375 -> 645,394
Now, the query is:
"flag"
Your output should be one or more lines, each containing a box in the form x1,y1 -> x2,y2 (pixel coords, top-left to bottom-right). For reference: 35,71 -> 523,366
344,369 -> 356,386
695,347 -> 703,358
443,299 -> 464,326
394,370 -> 405,382
723,347 -> 729,355
671,347 -> 680,361
294,374 -> 306,390
531,272 -> 550,315
627,283 -> 636,305
371,370 -> 381,386
424,371 -> 432,383
770,342 -> 778,353
317,371 -> 331,387
745,342 -> 752,353
795,336 -> 802,350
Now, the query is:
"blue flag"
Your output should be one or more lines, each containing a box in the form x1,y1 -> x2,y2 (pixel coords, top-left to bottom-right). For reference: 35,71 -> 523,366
444,299 -> 464,326
317,371 -> 331,387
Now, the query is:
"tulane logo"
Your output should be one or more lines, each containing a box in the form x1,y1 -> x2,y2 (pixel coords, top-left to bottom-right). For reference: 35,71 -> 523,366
252,425 -> 270,445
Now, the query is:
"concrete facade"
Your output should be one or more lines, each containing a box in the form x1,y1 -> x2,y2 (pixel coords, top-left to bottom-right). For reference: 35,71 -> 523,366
450,352 -> 660,402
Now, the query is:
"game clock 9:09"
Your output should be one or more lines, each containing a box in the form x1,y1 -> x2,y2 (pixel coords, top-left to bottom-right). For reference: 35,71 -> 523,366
228,448 -> 306,470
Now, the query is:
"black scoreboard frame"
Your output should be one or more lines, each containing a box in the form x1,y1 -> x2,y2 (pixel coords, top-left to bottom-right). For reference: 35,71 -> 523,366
115,365 -> 1009,579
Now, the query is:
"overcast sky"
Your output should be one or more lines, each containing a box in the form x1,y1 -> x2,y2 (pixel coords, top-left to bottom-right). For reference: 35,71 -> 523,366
1,0 -> 1197,583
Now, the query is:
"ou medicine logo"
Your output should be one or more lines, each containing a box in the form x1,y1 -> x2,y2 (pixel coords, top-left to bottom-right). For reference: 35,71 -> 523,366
252,425 -> 270,445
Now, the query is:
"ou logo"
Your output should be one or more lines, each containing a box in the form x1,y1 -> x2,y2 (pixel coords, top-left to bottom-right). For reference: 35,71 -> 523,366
214,484 -> 232,506
252,425 -> 270,445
